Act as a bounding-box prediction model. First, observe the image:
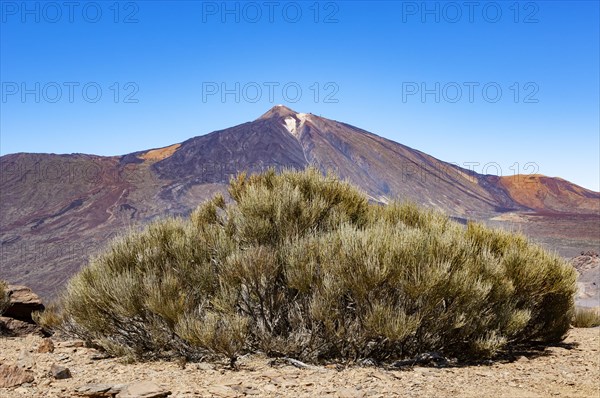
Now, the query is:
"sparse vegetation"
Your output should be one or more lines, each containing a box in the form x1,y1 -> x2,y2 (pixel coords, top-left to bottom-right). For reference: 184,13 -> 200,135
572,308 -> 600,328
49,168 -> 577,364
0,280 -> 10,315
32,302 -> 63,332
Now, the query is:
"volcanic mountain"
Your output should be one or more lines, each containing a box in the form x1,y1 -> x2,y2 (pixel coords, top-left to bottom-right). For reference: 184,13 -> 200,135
1,105 -> 599,297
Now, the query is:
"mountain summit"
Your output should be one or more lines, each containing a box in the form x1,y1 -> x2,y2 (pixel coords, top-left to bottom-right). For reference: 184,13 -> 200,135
1,107 -> 598,297
257,104 -> 300,120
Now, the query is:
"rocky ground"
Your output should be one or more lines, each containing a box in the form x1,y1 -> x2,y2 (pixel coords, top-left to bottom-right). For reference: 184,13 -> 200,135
1,253 -> 598,398
0,327 -> 598,398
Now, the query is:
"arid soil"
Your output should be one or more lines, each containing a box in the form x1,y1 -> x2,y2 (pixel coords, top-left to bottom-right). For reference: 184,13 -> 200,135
0,328 -> 598,398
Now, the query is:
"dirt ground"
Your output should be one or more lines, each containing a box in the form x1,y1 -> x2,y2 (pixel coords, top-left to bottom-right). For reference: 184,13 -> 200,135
0,328 -> 598,398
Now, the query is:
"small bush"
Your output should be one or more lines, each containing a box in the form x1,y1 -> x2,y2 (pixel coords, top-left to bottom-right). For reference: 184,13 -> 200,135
32,302 -> 64,333
0,280 -> 10,315
51,168 -> 577,364
572,308 -> 600,328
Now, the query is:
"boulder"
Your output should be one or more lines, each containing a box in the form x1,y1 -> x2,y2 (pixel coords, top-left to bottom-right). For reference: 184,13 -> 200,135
0,316 -> 43,337
0,363 -> 35,388
3,285 -> 44,323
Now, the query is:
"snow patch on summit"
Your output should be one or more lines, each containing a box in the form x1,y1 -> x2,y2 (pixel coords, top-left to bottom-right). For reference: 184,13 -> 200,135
297,113 -> 310,123
284,117 -> 298,137
283,113 -> 311,138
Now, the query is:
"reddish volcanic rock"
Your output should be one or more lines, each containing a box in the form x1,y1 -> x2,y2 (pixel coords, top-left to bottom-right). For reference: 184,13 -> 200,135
3,285 -> 44,322
0,364 -> 34,388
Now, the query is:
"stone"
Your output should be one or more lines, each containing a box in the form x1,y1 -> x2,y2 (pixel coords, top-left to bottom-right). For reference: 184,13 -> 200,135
3,284 -> 44,322
0,363 -> 35,388
50,363 -> 72,379
116,381 -> 171,398
38,338 -> 55,353
76,383 -> 127,397
0,316 -> 43,337
195,362 -> 215,371
90,352 -> 111,360
391,352 -> 448,368
357,358 -> 377,366
58,339 -> 86,348
17,350 -> 35,369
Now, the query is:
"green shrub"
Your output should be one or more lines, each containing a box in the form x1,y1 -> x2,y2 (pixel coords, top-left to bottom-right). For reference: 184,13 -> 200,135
32,301 -> 66,335
572,307 -> 600,328
51,168 -> 577,364
0,280 -> 10,315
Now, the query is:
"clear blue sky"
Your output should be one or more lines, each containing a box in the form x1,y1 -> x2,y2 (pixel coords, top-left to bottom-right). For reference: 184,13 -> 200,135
1,1 -> 598,190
